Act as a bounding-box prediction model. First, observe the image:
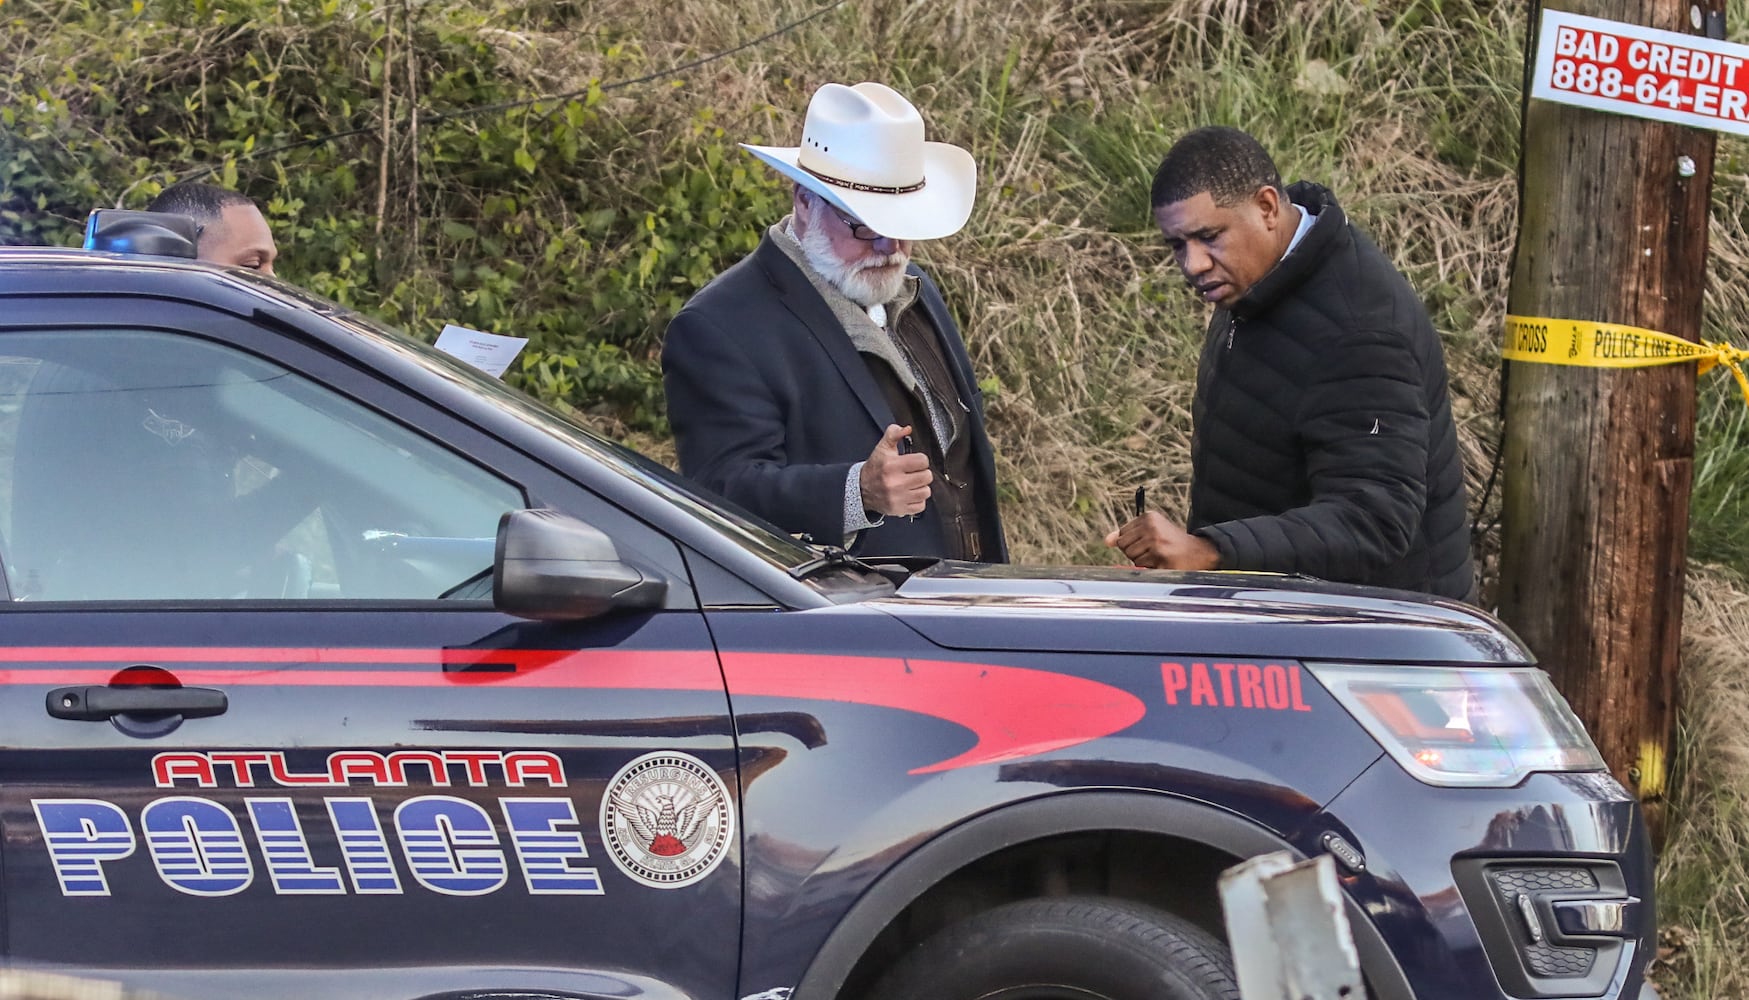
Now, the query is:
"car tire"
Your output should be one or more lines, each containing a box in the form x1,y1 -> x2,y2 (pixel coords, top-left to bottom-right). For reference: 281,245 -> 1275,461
865,895 -> 1240,1000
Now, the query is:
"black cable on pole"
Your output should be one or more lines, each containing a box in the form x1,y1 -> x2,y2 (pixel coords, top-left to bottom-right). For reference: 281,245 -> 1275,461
168,0 -> 850,186
1473,0 -> 1542,552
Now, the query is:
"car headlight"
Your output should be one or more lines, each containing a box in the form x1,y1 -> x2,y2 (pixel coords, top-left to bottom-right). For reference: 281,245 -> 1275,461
1306,664 -> 1606,787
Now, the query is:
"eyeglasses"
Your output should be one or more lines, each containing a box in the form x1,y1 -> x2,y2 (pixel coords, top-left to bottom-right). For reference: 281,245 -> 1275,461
829,205 -> 886,242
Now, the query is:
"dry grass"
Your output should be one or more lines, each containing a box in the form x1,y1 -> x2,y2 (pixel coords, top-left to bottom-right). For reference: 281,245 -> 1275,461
1654,569 -> 1749,998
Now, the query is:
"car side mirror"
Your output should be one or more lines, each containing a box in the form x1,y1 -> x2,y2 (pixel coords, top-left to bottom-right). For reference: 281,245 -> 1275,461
492,509 -> 667,621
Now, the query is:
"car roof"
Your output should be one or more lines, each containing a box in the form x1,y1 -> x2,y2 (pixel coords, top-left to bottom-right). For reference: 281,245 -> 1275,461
0,247 -> 307,316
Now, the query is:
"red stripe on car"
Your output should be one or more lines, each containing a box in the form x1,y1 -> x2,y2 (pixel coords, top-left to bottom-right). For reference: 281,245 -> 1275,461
0,647 -> 1147,773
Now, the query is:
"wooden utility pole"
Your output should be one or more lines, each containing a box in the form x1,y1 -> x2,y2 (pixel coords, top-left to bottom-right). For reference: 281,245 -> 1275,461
1499,0 -> 1721,813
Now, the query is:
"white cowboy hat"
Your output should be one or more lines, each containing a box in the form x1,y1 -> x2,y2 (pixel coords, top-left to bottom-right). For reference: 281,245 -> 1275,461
741,82 -> 977,242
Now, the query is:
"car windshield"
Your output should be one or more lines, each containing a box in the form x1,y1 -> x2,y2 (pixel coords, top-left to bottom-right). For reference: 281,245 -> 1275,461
322,310 -> 821,572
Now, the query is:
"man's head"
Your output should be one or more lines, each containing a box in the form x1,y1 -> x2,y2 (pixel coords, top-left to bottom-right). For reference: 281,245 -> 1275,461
740,81 -> 977,304
791,186 -> 913,307
146,183 -> 277,275
1150,126 -> 1293,309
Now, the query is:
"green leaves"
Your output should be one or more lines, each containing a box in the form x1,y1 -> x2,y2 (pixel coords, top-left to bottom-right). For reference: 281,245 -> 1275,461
0,0 -> 798,435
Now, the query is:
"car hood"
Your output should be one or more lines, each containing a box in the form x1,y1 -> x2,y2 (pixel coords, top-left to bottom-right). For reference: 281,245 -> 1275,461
871,563 -> 1530,664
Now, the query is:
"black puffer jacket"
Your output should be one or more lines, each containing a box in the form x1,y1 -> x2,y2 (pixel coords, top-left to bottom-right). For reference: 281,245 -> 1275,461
1187,182 -> 1475,601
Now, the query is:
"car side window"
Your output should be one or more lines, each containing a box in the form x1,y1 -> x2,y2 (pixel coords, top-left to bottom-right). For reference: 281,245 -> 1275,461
0,329 -> 523,602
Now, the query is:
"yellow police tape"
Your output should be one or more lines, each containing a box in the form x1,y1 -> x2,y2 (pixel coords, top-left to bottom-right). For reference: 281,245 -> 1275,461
1504,314 -> 1749,406
1637,740 -> 1667,799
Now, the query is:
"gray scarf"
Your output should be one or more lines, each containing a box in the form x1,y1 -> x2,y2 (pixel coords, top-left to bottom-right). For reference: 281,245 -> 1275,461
770,218 -> 952,445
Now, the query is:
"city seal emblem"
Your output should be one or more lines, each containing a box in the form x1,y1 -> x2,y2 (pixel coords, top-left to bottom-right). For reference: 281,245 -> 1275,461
600,752 -> 734,889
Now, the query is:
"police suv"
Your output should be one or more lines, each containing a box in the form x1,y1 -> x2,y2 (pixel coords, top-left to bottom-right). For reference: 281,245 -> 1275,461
0,214 -> 1655,1000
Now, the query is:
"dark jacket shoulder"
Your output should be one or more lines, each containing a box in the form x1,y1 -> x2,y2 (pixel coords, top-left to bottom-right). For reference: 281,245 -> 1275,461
1237,184 -> 1429,348
1191,182 -> 1475,601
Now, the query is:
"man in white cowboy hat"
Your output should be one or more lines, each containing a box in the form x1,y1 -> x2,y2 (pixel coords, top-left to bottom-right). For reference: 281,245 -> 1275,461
661,81 -> 1007,562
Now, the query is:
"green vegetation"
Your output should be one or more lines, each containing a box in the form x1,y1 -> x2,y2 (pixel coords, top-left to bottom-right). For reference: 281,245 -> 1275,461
1691,381 -> 1749,577
1,0 -> 792,432
4,0 -> 1749,992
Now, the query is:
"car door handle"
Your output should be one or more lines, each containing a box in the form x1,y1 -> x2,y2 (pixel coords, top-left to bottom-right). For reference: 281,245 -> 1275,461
46,685 -> 229,721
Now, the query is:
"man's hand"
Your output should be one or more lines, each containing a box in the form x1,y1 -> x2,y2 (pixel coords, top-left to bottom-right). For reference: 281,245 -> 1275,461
861,424 -> 932,516
1104,511 -> 1222,570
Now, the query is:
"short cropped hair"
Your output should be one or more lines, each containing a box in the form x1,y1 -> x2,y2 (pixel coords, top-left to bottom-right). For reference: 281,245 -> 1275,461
146,182 -> 255,224
1150,126 -> 1283,209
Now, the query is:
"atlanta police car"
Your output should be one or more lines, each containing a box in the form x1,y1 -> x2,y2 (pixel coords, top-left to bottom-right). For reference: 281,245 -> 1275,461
0,217 -> 1654,1000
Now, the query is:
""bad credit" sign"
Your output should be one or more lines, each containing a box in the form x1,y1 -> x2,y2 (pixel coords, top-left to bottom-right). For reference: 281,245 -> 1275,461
1531,9 -> 1749,135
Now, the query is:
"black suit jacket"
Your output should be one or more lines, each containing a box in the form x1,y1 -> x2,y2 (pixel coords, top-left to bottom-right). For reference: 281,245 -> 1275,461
661,234 -> 1007,561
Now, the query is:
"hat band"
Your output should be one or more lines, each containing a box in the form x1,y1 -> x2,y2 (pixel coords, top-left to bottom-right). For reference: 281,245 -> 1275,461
801,163 -> 926,195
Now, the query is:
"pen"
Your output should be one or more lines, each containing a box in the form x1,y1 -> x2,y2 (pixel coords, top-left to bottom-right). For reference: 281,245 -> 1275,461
903,435 -> 918,522
1134,485 -> 1147,518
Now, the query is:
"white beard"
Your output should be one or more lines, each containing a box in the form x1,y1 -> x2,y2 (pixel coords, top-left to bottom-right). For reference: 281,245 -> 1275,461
797,206 -> 910,307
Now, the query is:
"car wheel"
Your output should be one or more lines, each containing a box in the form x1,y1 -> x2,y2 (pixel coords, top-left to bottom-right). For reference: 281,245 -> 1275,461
866,896 -> 1239,1000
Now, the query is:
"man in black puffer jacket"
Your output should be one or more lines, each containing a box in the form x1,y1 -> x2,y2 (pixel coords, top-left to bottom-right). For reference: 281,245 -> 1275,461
1106,126 -> 1475,602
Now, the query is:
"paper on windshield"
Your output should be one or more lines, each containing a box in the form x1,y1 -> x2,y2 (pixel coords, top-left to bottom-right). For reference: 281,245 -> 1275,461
435,324 -> 528,378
